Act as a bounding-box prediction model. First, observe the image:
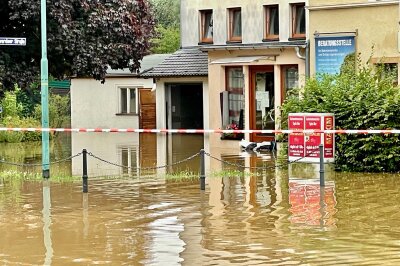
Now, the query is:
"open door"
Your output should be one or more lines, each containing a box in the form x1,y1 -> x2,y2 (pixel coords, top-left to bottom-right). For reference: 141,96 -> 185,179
250,66 -> 275,142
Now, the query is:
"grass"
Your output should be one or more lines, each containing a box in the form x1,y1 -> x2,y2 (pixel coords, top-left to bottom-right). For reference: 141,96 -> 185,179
0,168 -> 268,185
0,170 -> 79,182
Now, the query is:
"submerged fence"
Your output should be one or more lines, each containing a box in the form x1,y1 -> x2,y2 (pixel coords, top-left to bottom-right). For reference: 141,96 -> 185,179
0,145 -> 324,193
1,127 -> 399,192
0,127 -> 400,134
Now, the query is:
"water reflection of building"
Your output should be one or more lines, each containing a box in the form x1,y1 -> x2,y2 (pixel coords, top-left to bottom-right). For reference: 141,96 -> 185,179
71,133 -> 203,177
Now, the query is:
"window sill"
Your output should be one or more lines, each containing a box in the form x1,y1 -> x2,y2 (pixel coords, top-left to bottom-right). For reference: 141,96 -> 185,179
226,40 -> 242,44
262,38 -> 280,42
198,41 -> 214,45
288,37 -> 306,41
116,113 -> 138,116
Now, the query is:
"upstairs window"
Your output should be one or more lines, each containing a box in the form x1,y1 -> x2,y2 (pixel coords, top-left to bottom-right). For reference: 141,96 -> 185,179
291,3 -> 306,39
200,10 -> 213,43
264,5 -> 279,40
228,8 -> 242,42
120,87 -> 137,114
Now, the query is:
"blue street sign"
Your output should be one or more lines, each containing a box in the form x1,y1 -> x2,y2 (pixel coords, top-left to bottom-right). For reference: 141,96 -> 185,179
0,37 -> 26,46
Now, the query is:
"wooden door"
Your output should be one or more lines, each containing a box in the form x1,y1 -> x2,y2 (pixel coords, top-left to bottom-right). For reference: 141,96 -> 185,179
139,88 -> 156,129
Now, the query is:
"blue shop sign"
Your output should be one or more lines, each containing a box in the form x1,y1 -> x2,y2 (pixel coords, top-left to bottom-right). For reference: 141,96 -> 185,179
315,36 -> 355,74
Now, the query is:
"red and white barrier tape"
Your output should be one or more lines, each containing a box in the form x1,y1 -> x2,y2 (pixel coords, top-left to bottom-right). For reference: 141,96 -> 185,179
1,128 -> 400,134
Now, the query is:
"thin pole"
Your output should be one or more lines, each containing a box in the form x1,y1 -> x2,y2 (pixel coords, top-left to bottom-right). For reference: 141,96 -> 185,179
319,144 -> 325,187
41,0 -> 50,178
200,149 -> 205,190
82,149 -> 88,193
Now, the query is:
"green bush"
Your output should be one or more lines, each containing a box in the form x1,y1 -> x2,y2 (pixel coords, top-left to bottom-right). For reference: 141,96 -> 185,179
0,84 -> 70,142
281,58 -> 400,172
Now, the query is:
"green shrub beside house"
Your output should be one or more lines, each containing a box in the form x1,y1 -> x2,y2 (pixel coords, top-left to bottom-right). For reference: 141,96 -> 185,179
280,58 -> 400,172
0,85 -> 70,143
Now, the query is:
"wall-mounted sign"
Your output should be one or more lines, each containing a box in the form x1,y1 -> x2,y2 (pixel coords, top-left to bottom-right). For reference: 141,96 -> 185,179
315,36 -> 355,74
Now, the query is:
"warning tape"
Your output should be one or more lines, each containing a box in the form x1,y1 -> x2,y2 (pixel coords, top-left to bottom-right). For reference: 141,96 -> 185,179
1,128 -> 400,134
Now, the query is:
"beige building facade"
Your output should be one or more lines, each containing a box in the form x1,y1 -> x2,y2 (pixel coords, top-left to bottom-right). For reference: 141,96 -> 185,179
308,0 -> 400,79
179,0 -> 309,151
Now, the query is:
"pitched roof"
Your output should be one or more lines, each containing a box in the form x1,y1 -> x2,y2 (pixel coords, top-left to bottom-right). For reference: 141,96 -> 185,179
105,54 -> 171,77
140,48 -> 208,78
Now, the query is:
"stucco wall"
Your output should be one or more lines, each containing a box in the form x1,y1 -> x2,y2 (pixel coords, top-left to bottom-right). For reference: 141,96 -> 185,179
309,3 -> 400,74
181,0 -> 309,47
71,77 -> 153,128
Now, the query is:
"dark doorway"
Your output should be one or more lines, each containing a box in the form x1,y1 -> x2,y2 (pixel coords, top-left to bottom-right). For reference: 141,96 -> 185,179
168,83 -> 203,129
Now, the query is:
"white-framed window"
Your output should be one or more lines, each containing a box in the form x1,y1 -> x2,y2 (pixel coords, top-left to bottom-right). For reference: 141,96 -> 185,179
119,146 -> 139,176
119,87 -> 137,114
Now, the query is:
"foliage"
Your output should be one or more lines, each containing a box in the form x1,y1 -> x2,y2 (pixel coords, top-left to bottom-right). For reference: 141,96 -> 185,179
280,57 -> 400,172
150,26 -> 180,54
1,85 -> 23,117
0,85 -> 69,142
149,0 -> 180,28
34,94 -> 71,129
149,0 -> 180,53
0,0 -> 155,89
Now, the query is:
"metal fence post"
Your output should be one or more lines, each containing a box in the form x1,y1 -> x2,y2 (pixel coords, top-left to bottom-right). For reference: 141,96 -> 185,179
319,144 -> 325,187
82,149 -> 88,193
200,149 -> 205,190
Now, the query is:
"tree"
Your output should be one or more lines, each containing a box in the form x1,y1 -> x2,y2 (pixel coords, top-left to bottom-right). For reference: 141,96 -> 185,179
0,0 -> 155,89
151,26 -> 180,54
149,0 -> 180,53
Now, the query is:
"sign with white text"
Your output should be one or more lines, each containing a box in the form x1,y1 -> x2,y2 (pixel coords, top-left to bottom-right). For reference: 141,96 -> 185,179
315,36 -> 355,74
0,37 -> 26,46
289,113 -> 335,163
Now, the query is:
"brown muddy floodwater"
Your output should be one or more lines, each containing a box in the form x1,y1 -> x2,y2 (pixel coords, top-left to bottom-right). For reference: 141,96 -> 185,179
1,134 -> 400,265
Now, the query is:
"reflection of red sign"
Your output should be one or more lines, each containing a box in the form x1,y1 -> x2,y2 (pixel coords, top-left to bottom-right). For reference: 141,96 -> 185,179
289,179 -> 337,227
289,116 -> 305,157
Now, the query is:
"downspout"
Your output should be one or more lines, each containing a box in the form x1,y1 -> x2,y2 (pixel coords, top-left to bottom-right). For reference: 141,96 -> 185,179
305,40 -> 310,78
295,44 -> 309,78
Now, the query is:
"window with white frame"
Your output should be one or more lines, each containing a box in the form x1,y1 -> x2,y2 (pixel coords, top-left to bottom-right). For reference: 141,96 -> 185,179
119,87 -> 137,114
120,146 -> 139,176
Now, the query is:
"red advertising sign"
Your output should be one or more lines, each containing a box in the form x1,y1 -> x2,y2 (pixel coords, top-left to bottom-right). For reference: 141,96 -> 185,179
305,116 -> 321,158
288,113 -> 335,163
324,116 -> 334,158
289,116 -> 305,157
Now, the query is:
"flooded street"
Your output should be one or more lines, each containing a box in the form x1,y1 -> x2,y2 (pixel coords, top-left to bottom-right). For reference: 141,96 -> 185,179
1,134 -> 400,265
